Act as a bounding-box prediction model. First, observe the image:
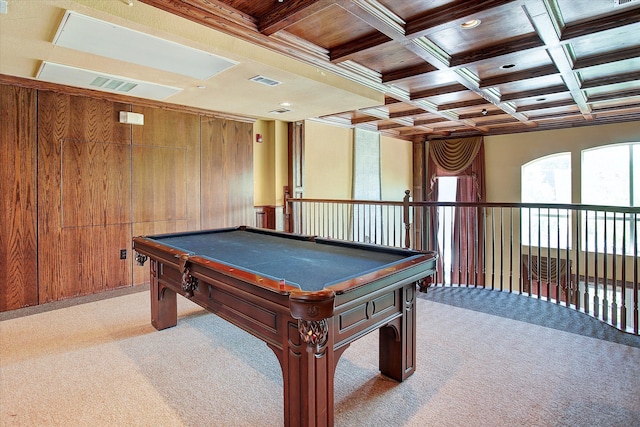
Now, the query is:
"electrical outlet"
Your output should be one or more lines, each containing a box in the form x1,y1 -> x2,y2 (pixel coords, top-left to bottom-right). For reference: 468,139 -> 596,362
120,249 -> 127,260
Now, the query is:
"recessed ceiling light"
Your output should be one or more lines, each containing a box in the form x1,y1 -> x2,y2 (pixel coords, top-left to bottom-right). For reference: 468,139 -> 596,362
197,85 -> 206,89
536,98 -> 547,102
500,64 -> 516,69
461,19 -> 481,29
279,102 -> 292,107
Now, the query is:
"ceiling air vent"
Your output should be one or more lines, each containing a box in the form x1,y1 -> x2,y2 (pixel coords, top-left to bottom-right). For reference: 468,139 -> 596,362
250,75 -> 282,87
90,76 -> 137,92
614,0 -> 638,6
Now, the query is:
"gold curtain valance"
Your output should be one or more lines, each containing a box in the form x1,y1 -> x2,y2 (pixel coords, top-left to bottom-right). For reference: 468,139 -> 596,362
429,136 -> 483,174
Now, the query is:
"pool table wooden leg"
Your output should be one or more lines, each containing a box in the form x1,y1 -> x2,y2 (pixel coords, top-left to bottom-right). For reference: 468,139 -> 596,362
379,282 -> 417,381
149,260 -> 177,330
269,317 -> 343,427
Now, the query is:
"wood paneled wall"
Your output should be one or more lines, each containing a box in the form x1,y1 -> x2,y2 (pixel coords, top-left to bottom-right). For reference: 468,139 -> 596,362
201,116 -> 254,229
0,85 -> 38,311
1,83 -> 254,311
37,92 -> 133,303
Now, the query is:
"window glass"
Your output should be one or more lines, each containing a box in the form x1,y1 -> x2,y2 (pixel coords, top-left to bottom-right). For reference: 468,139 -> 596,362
581,143 -> 639,254
521,153 -> 571,249
522,153 -> 571,203
582,144 -> 629,206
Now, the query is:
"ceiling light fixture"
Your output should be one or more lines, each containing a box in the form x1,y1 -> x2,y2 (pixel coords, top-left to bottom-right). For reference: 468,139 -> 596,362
461,19 -> 481,29
279,102 -> 292,107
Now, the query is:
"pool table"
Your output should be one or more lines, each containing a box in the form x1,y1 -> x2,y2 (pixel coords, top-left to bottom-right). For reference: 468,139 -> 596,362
133,226 -> 437,427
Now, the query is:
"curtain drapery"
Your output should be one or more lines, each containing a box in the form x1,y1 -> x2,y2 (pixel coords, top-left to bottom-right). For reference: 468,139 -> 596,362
428,137 -> 485,286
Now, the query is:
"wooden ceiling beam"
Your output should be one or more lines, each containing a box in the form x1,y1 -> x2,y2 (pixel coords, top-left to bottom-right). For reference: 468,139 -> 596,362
382,63 -> 439,83
459,110 -> 506,119
450,34 -> 545,67
258,0 -> 336,35
140,0 -> 257,30
573,46 -> 640,71
500,84 -> 569,102
587,89 -> 640,104
389,108 -> 429,119
414,117 -> 448,126
478,64 -> 559,88
581,71 -> 640,90
516,99 -> 575,112
437,98 -> 488,111
405,0 -> 517,38
411,84 -> 468,100
560,6 -> 640,41
330,33 -> 393,62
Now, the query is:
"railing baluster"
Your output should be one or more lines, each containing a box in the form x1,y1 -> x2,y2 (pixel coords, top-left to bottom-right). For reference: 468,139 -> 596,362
284,195 -> 640,335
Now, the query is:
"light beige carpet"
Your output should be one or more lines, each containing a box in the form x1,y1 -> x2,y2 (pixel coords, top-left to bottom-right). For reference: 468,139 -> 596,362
1,289 -> 639,426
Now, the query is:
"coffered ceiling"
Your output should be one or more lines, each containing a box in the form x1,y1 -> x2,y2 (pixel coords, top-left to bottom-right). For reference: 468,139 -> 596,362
2,0 -> 640,140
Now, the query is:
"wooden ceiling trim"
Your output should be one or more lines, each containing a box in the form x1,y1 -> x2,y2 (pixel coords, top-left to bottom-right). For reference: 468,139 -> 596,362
258,0 -> 336,35
478,64 -> 559,88
459,110 -> 505,120
411,83 -> 467,100
377,122 -> 407,130
473,116 -> 520,126
270,31 -> 330,61
437,98 -> 488,111
449,34 -> 545,68
351,115 -> 382,125
382,63 -> 439,83
389,108 -> 429,119
140,0 -> 257,31
560,6 -> 640,41
414,117 -> 449,126
516,99 -> 575,112
593,103 -> 640,115
528,110 -> 587,121
411,84 -> 468,101
587,89 -> 640,104
500,84 -> 569,102
572,46 -> 640,71
339,1 -> 406,38
581,71 -> 640,90
329,33 -> 394,62
404,0 -> 516,38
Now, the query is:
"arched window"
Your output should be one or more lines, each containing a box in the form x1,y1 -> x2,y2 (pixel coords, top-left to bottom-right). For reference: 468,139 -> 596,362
521,152 -> 571,248
581,143 -> 639,254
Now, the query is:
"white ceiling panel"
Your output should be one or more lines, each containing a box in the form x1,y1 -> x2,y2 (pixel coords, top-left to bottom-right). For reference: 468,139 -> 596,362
53,10 -> 237,80
37,61 -> 182,100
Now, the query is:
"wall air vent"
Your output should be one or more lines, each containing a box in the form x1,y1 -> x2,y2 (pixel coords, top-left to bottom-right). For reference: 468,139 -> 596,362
250,75 -> 282,87
269,108 -> 291,114
36,62 -> 182,100
614,0 -> 638,6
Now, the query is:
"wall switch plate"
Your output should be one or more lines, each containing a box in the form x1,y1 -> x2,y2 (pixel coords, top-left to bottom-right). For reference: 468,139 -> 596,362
120,249 -> 127,259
